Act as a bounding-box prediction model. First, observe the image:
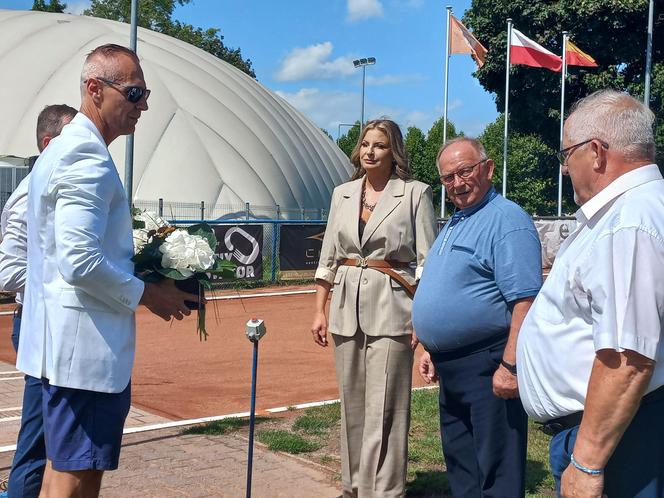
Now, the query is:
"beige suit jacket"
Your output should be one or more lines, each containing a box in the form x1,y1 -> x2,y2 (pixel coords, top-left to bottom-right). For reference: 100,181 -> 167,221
315,176 -> 436,337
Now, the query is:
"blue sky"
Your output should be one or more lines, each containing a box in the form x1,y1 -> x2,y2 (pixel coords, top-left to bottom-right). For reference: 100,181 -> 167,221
1,0 -> 499,139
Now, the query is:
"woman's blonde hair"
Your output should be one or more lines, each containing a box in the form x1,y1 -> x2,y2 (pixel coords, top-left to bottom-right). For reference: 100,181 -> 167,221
349,119 -> 412,181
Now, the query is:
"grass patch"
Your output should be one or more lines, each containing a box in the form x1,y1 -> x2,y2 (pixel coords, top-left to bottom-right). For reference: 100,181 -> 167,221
292,403 -> 341,435
181,416 -> 268,436
256,429 -> 322,454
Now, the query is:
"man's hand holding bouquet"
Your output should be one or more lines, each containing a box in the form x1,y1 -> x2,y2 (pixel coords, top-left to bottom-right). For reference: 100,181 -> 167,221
132,210 -> 235,340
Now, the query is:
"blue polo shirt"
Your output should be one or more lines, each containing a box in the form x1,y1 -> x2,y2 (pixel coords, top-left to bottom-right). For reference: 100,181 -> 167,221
412,187 -> 542,353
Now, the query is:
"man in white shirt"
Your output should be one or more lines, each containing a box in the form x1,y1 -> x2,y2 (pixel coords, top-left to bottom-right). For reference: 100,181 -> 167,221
517,90 -> 664,497
17,44 -> 195,498
0,104 -> 77,498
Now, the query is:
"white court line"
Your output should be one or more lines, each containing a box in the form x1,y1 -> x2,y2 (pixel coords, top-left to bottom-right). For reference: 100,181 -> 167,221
0,370 -> 20,375
0,376 -> 23,381
0,415 -> 21,423
208,289 -> 315,301
0,406 -> 22,412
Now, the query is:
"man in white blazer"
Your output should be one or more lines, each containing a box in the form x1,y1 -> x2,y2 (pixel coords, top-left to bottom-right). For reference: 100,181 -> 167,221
17,44 -> 195,498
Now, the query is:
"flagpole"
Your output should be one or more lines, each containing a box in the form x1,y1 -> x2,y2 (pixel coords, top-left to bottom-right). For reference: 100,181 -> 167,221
441,5 -> 452,217
644,0 -> 654,106
558,31 -> 568,217
502,19 -> 512,198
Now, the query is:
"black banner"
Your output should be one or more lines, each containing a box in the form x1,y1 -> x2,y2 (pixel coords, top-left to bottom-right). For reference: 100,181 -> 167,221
279,224 -> 326,278
212,225 -> 263,281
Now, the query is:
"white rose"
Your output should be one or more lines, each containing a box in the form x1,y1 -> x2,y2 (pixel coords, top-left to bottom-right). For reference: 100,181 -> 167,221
159,230 -> 215,277
133,229 -> 150,253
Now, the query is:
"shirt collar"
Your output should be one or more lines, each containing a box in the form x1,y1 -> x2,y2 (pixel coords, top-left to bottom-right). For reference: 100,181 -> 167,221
576,164 -> 662,223
72,112 -> 106,147
452,186 -> 498,219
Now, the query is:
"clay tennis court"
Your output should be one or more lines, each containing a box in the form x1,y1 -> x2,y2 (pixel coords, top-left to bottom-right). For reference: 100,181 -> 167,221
0,285 -> 428,421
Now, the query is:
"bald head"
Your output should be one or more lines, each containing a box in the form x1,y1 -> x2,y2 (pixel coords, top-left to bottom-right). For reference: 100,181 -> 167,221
80,44 -> 141,98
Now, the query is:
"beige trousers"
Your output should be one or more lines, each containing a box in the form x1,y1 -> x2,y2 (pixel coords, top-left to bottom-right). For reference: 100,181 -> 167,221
333,330 -> 413,498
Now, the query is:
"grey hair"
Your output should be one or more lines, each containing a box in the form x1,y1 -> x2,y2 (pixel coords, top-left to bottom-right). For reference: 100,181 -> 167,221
436,137 -> 488,164
566,89 -> 655,162
80,44 -> 139,97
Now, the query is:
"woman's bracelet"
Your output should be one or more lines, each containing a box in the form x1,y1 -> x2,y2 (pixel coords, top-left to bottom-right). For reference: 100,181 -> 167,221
570,453 -> 603,476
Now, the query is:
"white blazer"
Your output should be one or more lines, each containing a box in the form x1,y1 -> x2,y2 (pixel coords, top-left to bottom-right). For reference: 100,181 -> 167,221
17,113 -> 144,393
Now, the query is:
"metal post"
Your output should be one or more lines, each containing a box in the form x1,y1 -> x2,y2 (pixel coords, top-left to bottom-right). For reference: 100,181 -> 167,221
200,200 -> 205,220
502,19 -> 513,199
557,32 -> 568,217
441,5 -> 452,218
644,0 -> 654,106
158,197 -> 163,217
270,222 -> 278,283
124,0 -> 139,206
276,204 -> 281,220
245,202 -> 250,220
244,318 -> 266,498
245,339 -> 258,498
300,207 -> 305,220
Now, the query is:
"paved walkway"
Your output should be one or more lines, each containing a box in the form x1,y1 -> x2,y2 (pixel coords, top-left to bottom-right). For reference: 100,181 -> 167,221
0,361 -> 340,497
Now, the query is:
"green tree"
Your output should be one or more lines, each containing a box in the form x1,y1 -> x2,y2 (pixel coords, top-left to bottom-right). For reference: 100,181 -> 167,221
464,0 -> 664,165
84,0 -> 255,78
480,115 -> 562,215
337,122 -> 361,160
32,0 -> 66,12
422,118 -> 459,210
320,128 -> 334,141
464,0 -> 664,208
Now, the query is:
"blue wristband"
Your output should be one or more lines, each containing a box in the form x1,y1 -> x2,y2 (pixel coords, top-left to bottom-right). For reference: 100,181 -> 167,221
570,453 -> 603,476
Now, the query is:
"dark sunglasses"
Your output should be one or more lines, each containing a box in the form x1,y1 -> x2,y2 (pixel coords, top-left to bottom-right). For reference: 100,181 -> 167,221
96,77 -> 151,103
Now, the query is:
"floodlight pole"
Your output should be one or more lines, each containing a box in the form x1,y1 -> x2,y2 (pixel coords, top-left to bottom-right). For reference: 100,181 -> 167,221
124,0 -> 139,206
353,57 -> 376,129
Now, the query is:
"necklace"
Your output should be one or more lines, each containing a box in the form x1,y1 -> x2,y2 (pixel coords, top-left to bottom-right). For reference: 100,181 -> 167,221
361,187 -> 377,212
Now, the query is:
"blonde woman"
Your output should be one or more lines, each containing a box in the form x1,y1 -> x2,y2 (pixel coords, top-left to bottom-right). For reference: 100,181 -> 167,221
311,119 -> 436,497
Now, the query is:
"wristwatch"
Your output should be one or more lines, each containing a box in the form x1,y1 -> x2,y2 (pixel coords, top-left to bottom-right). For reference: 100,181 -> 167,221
500,360 -> 517,375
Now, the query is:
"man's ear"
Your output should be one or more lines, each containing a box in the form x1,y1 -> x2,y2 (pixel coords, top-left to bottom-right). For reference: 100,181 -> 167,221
40,135 -> 52,151
591,139 -> 608,172
86,78 -> 103,105
485,159 -> 495,181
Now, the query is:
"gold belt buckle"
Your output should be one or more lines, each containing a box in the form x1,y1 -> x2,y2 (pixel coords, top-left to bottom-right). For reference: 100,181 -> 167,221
356,257 -> 368,268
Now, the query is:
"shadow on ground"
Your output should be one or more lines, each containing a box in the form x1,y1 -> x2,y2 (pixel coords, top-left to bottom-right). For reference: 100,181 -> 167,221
406,470 -> 450,497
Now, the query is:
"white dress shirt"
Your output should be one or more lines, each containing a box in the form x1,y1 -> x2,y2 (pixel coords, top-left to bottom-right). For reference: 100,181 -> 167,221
0,175 -> 29,304
17,113 -> 145,393
517,164 -> 664,421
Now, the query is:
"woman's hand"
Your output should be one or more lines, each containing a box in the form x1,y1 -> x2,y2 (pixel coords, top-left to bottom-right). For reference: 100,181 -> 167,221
311,311 -> 328,347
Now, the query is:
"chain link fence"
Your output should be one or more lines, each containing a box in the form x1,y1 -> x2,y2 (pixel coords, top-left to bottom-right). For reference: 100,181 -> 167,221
133,199 -> 328,222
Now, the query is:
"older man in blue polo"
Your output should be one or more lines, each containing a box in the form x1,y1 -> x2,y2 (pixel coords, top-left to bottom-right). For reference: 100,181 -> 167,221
413,137 -> 542,497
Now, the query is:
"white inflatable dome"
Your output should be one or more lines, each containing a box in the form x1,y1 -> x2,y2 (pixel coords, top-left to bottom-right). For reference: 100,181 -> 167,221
0,9 -> 352,217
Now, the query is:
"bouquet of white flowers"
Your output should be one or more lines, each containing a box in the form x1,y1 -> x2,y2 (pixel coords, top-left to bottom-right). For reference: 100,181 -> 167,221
131,209 -> 235,340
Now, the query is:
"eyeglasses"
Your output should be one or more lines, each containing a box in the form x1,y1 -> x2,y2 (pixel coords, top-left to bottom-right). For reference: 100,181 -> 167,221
440,159 -> 487,185
556,139 -> 608,165
96,77 -> 151,103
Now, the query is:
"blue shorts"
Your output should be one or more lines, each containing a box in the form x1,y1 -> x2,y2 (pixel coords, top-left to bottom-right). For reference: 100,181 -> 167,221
41,379 -> 131,471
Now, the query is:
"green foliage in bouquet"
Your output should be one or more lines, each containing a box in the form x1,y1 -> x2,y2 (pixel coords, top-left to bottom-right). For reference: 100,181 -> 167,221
131,209 -> 235,340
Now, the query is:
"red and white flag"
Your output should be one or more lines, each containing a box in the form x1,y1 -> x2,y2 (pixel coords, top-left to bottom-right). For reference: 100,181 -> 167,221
510,28 -> 562,72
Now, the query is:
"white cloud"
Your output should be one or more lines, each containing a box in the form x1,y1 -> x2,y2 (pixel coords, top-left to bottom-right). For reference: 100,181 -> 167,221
276,88 -> 480,138
347,0 -> 384,22
64,1 -> 90,15
275,42 -> 355,81
366,74 -> 426,86
276,88 -> 359,131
